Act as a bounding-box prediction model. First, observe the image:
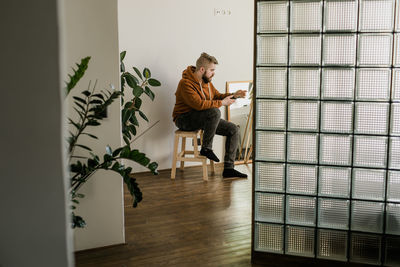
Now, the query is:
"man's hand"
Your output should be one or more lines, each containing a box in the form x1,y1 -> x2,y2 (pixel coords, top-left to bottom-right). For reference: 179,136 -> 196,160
233,90 -> 247,99
221,95 -> 236,106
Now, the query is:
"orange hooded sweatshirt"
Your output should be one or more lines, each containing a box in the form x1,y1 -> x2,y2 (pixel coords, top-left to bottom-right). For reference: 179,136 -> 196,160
172,66 -> 231,121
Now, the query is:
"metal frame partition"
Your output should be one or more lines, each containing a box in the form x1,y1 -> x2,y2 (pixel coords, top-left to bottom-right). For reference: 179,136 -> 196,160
252,0 -> 400,265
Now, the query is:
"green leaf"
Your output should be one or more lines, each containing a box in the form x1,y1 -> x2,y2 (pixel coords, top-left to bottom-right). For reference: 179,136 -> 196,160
111,162 -> 120,171
139,111 -> 148,122
76,144 -> 93,152
82,90 -> 91,97
74,101 -> 86,112
121,76 -> 125,90
68,118 -> 81,130
120,146 -> 131,158
89,99 -> 103,104
122,136 -> 130,145
124,101 -> 134,109
103,154 -> 113,162
134,97 -> 142,109
129,125 -> 137,136
143,68 -> 151,79
66,56 -> 91,96
92,93 -> 105,100
120,62 -> 125,72
144,86 -> 155,101
77,193 -> 85,198
82,132 -> 98,139
129,114 -> 139,126
120,51 -> 126,61
148,78 -> 161,86
133,67 -> 143,80
112,147 -> 123,157
133,86 -> 143,97
122,109 -> 133,124
73,96 -> 87,105
73,108 -> 85,120
86,120 -> 101,126
106,145 -> 112,155
123,73 -> 139,88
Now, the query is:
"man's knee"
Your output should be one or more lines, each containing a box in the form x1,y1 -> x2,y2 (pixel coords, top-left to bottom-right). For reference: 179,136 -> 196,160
226,122 -> 239,137
206,108 -> 221,120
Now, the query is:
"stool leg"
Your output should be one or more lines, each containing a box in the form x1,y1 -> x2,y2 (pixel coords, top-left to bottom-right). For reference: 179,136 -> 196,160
180,137 -> 186,170
193,133 -> 200,157
171,134 -> 179,179
210,160 -> 215,174
202,159 -> 208,181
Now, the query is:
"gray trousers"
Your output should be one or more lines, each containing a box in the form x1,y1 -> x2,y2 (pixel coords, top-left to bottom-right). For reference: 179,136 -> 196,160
175,108 -> 239,169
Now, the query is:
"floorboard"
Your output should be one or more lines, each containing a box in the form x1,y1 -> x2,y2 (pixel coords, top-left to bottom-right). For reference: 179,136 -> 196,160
75,164 -> 267,267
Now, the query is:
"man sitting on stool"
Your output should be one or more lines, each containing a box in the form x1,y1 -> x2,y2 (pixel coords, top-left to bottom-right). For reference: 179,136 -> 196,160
172,52 -> 247,178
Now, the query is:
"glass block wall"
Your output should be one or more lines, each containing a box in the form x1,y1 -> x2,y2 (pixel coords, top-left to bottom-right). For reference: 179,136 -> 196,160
253,0 -> 400,265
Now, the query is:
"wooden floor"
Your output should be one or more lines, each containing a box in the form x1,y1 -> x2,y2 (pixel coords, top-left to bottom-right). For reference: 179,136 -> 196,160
75,164 -> 265,267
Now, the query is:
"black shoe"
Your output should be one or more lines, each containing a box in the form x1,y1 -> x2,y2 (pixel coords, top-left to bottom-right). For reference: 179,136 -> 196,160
200,147 -> 220,162
222,168 -> 248,178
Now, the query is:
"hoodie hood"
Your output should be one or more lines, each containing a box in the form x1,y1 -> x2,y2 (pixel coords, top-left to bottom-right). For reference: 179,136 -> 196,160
182,66 -> 199,84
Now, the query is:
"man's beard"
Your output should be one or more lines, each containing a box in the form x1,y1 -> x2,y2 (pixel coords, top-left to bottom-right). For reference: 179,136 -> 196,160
202,74 -> 210,84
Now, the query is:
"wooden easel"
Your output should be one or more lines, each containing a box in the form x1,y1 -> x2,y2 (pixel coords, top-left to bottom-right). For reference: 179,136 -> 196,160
238,99 -> 253,164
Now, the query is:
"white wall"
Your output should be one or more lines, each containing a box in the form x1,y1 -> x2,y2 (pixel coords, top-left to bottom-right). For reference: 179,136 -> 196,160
0,0 -> 72,266
118,0 -> 254,171
64,0 -> 125,250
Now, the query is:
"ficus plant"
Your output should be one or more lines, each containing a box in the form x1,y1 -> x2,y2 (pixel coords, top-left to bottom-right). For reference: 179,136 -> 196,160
66,52 -> 161,228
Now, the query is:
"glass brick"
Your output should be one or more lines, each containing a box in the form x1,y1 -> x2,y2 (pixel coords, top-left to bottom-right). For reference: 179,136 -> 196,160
350,233 -> 381,265
288,133 -> 318,164
256,100 -> 286,130
390,104 -> 400,135
319,166 -> 351,198
286,164 -> 317,195
385,236 -> 400,266
256,68 -> 287,98
257,1 -> 289,33
352,168 -> 386,201
288,101 -> 319,131
356,68 -> 391,101
386,203 -> 400,235
351,200 -> 384,233
359,0 -> 394,32
289,68 -> 320,99
255,192 -> 285,223
323,34 -> 356,66
358,34 -> 393,66
286,226 -> 315,257
355,102 -> 389,135
256,131 -> 286,162
392,70 -> 400,100
317,229 -> 348,261
290,35 -> 322,65
318,198 -> 350,230
290,0 -> 322,32
389,138 -> 400,169
254,222 -> 284,253
388,171 -> 400,202
321,102 -> 353,133
322,68 -> 355,100
394,34 -> 400,66
320,134 -> 352,166
255,162 -> 285,192
286,195 -> 316,226
257,35 -> 288,66
324,0 -> 358,32
353,135 -> 388,168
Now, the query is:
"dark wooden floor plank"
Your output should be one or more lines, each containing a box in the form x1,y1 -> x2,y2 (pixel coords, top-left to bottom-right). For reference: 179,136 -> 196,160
75,164 -> 266,266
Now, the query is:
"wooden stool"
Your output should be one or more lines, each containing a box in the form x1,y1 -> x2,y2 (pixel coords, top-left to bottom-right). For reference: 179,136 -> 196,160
171,130 -> 215,181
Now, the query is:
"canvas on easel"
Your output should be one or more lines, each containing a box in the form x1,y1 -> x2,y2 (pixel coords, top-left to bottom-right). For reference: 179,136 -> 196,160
225,80 -> 253,164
